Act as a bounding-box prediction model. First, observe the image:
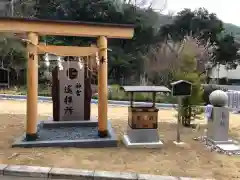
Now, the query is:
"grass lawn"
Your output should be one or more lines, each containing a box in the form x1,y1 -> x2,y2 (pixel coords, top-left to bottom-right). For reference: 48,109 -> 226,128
0,100 -> 239,180
0,85 -> 177,103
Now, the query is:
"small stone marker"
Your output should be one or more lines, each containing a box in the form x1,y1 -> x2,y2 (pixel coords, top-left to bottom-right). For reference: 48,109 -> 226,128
207,90 -> 230,143
205,90 -> 240,153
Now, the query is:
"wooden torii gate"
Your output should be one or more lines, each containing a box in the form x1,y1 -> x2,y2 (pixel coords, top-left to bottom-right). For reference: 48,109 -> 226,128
38,44 -> 98,123
0,17 -> 134,141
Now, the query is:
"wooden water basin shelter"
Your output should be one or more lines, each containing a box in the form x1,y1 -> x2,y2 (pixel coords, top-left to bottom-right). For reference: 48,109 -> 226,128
121,86 -> 171,129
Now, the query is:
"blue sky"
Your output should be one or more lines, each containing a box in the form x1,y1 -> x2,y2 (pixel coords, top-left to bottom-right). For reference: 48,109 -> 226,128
151,0 -> 240,26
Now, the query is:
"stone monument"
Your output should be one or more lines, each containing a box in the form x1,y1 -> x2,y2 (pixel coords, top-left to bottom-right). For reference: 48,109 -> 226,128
207,90 -> 229,143
206,90 -> 240,152
52,57 -> 92,121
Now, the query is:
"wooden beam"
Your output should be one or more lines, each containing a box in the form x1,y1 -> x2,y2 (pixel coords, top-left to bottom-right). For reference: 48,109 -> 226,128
37,44 -> 98,56
0,17 -> 134,39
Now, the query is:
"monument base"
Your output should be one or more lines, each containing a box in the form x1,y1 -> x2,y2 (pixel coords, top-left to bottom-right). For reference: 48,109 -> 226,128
206,138 -> 240,153
12,119 -> 117,148
206,138 -> 234,145
216,144 -> 240,152
122,135 -> 163,148
122,128 -> 163,148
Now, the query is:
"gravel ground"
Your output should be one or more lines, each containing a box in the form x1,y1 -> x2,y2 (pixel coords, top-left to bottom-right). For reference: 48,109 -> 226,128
0,100 -> 240,180
36,126 -> 101,141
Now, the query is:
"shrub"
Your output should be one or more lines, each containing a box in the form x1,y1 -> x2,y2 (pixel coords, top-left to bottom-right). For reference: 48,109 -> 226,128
174,53 -> 203,127
180,73 -> 203,126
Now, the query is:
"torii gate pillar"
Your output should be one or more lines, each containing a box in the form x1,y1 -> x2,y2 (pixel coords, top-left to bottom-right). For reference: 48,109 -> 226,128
97,36 -> 108,137
26,32 -> 39,141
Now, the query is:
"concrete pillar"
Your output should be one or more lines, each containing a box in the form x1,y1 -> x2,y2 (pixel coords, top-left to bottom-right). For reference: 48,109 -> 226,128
26,32 -> 38,141
97,36 -> 108,137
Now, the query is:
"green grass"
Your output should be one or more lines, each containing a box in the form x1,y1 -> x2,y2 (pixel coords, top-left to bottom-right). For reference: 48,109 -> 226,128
0,85 -> 51,97
0,84 -> 177,104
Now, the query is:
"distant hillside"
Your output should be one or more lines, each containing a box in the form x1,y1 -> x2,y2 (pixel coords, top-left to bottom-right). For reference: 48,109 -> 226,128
224,23 -> 240,35
224,23 -> 240,41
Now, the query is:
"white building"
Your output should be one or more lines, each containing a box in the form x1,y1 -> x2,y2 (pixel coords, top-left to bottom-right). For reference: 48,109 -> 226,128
209,64 -> 240,85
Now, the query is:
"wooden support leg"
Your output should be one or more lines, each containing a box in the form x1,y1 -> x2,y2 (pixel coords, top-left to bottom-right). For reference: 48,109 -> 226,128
97,36 -> 108,137
26,32 -> 38,141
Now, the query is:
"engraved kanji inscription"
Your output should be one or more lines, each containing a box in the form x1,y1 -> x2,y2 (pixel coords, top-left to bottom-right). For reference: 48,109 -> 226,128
67,68 -> 78,80
75,83 -> 82,96
220,112 -> 226,126
64,106 -> 74,115
64,96 -> 73,105
29,53 -> 34,60
64,85 -> 73,94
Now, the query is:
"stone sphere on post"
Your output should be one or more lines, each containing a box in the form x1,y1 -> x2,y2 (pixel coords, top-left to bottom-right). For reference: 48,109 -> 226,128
209,90 -> 228,107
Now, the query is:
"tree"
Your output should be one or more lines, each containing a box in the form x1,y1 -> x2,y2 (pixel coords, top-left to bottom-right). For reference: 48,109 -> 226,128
108,46 -> 134,83
0,33 -> 26,69
8,50 -> 27,84
159,8 -> 224,43
158,8 -> 239,81
0,0 -> 36,17
13,0 -> 36,17
143,36 -> 212,85
174,53 -> 203,126
33,0 -> 164,83
213,34 -> 239,66
0,0 -> 35,86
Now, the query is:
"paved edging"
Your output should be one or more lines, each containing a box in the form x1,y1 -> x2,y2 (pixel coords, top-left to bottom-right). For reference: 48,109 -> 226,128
0,164 -> 212,180
0,94 -> 177,108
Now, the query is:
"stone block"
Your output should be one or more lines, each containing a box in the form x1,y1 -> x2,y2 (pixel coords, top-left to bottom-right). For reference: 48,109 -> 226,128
179,177 -> 204,180
49,167 -> 94,180
0,164 -> 8,175
94,170 -> 138,180
3,165 -> 51,178
138,174 -> 178,180
179,178 -> 214,180
0,177 -> 45,180
122,134 -> 163,148
126,128 -> 160,143
12,120 -> 117,148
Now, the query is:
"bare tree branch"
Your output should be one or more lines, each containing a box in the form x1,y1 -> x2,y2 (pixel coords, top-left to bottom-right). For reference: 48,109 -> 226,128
143,36 -> 213,85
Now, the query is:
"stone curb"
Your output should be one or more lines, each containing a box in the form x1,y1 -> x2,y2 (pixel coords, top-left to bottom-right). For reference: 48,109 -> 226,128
0,164 -> 214,180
